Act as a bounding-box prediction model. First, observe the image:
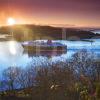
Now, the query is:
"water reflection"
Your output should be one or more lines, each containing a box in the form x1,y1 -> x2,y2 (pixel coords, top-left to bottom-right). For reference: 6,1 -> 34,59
0,40 -> 100,71
0,41 -> 23,70
23,46 -> 67,58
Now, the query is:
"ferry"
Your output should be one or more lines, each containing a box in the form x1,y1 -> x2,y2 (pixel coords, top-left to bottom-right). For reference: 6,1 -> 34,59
22,40 -> 67,56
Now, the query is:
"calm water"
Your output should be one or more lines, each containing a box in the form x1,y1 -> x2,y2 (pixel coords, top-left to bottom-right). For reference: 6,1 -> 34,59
0,39 -> 99,80
0,39 -> 100,73
92,30 -> 100,34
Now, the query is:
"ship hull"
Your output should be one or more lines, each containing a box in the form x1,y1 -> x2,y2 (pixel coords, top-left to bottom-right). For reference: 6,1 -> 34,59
22,45 -> 67,57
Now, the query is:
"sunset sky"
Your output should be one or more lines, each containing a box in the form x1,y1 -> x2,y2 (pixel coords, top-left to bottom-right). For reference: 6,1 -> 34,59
0,0 -> 100,27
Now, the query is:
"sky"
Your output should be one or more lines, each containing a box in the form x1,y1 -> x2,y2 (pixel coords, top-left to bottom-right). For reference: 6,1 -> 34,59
0,0 -> 100,27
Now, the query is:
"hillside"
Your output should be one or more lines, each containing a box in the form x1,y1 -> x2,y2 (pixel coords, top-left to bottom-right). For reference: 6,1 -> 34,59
0,24 -> 100,41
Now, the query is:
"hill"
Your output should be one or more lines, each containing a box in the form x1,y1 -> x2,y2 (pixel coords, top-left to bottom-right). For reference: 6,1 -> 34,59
0,24 -> 100,41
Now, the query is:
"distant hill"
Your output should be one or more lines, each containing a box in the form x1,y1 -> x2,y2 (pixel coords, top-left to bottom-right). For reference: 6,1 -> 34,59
0,24 -> 100,41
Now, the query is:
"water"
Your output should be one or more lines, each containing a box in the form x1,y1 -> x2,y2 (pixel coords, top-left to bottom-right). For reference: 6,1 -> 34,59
91,30 -> 100,34
0,39 -> 99,84
0,39 -> 100,71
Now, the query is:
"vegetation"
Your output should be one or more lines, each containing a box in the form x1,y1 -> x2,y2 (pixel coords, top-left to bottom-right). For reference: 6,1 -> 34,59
0,25 -> 100,41
0,50 -> 100,100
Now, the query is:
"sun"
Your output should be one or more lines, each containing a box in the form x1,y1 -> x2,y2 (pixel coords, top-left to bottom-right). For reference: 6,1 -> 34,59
7,18 -> 16,26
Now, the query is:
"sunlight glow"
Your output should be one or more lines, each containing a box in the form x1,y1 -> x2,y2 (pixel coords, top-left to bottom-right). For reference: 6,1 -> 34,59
9,41 -> 17,55
7,18 -> 16,26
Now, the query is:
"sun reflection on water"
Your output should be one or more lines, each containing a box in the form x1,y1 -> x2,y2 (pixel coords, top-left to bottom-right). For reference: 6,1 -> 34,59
9,41 -> 17,55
